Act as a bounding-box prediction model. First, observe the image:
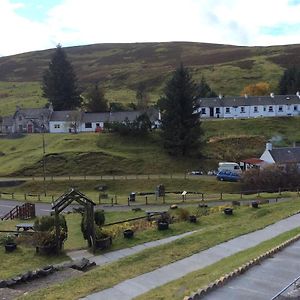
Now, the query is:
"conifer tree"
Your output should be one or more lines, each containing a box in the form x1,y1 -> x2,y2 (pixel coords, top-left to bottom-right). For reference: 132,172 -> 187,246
279,66 -> 300,95
42,44 -> 81,110
198,76 -> 217,97
85,83 -> 108,112
159,64 -> 202,156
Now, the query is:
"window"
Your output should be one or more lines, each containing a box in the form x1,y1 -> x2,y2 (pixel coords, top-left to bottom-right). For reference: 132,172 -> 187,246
240,107 -> 245,113
278,106 -> 283,112
201,108 -> 206,114
54,124 -> 60,129
85,122 -> 92,129
268,106 -> 273,112
216,107 -> 220,114
294,105 -> 298,111
263,106 -> 266,112
96,123 -> 100,127
225,107 -> 230,114
254,106 -> 258,113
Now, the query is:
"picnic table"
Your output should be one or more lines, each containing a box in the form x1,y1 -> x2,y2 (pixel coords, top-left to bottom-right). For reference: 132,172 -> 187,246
16,223 -> 34,232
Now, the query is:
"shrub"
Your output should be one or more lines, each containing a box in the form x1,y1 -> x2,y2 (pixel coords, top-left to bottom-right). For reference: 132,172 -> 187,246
94,209 -> 105,226
175,208 -> 190,221
34,215 -> 67,233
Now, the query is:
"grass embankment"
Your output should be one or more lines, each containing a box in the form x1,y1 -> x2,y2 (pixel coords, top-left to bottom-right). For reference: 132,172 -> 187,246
0,116 -> 299,177
19,199 -> 300,300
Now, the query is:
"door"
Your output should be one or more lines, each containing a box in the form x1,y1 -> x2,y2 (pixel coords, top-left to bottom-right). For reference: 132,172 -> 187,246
27,124 -> 33,133
209,107 -> 214,117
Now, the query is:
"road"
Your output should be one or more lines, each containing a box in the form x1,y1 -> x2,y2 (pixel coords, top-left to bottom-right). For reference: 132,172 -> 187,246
0,197 -> 293,218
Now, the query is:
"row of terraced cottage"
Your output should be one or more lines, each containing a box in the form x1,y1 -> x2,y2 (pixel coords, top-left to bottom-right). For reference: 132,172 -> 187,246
1,93 -> 300,134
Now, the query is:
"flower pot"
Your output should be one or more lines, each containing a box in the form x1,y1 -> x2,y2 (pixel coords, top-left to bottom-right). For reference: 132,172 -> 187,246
95,236 -> 112,250
223,208 -> 233,215
123,229 -> 134,239
189,215 -> 197,223
5,242 -> 17,252
252,201 -> 259,208
157,221 -> 169,230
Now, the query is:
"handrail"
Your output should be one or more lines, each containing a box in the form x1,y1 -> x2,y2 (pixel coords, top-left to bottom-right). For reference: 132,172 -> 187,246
271,274 -> 300,299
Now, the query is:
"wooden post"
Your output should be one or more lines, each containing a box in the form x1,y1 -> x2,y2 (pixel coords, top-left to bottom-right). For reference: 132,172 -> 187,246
52,195 -> 54,202
24,194 -> 27,201
114,195 -> 118,205
202,193 -> 204,201
111,197 -> 114,207
98,193 -> 101,204
145,196 -> 148,205
128,197 -> 130,206
55,208 -> 60,254
38,194 -> 41,201
220,192 -> 223,200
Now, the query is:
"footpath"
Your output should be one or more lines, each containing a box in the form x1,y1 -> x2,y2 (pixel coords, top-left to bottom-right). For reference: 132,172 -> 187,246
77,213 -> 300,300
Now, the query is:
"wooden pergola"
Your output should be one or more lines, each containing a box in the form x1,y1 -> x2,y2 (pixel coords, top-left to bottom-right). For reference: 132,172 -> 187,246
52,188 -> 96,253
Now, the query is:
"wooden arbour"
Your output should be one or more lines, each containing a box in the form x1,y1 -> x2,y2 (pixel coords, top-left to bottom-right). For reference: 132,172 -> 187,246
52,188 -> 96,253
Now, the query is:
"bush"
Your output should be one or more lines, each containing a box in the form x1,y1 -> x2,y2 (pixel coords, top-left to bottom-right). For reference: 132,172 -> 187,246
34,215 -> 67,233
175,208 -> 190,221
94,209 -> 105,226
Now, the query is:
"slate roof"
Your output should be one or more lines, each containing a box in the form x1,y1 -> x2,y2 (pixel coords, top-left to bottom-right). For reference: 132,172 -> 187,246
50,111 -> 83,122
82,113 -> 109,123
14,108 -> 52,119
199,94 -> 300,108
269,147 -> 300,164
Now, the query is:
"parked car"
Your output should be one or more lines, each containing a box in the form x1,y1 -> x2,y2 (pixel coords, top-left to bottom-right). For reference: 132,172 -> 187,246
216,170 -> 241,182
189,170 -> 203,175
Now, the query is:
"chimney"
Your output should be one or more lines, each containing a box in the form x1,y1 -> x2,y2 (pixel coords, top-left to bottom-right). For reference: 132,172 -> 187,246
266,142 -> 272,151
244,94 -> 248,99
218,94 -> 222,99
296,91 -> 300,99
270,92 -> 274,98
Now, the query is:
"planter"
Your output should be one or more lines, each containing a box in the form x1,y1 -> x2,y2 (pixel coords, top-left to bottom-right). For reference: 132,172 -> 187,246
223,208 -> 233,215
157,221 -> 169,230
189,215 -> 197,223
95,236 -> 112,250
252,201 -> 259,208
36,244 -> 58,255
5,242 -> 17,252
123,229 -> 134,239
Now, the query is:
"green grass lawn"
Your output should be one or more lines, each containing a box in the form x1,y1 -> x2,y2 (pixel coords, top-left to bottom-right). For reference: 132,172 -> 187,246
18,199 -> 300,300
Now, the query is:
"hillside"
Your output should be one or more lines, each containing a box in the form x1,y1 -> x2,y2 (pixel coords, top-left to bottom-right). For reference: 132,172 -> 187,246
1,42 -> 300,116
0,117 -> 299,177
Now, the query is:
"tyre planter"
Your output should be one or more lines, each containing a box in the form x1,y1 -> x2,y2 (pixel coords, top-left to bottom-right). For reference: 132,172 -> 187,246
223,208 -> 233,215
123,229 -> 134,239
95,236 -> 112,250
252,201 -> 259,208
5,243 -> 17,252
189,215 -> 197,223
36,244 -> 58,255
157,221 -> 169,230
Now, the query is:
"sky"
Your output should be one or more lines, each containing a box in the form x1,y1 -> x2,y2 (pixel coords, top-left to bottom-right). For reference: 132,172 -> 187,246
1,0 -> 300,57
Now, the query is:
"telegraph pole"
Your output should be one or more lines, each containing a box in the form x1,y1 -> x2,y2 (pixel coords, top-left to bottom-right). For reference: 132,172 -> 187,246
42,124 -> 46,197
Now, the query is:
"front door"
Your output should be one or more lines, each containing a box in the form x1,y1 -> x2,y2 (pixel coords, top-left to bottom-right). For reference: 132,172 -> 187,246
27,124 -> 33,133
209,107 -> 214,117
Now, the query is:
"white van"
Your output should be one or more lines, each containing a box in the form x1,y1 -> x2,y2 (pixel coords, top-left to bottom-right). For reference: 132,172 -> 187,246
218,162 -> 242,174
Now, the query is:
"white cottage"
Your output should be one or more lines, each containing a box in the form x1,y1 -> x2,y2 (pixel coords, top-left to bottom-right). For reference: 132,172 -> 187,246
198,93 -> 300,119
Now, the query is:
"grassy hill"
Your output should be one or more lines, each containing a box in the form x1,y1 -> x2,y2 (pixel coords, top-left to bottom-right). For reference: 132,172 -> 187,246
1,42 -> 300,116
0,117 -> 299,177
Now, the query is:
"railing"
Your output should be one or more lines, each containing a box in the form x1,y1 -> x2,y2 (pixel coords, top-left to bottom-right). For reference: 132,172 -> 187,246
1,202 -> 35,220
271,275 -> 300,299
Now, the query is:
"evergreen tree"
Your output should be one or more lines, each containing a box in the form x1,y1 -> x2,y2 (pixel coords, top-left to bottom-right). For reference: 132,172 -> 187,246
42,44 -> 81,110
85,83 -> 108,112
158,64 -> 202,156
279,66 -> 300,94
136,82 -> 149,110
197,76 -> 217,98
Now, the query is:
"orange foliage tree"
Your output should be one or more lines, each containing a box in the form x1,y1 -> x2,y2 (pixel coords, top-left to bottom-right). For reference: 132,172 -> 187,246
240,82 -> 270,96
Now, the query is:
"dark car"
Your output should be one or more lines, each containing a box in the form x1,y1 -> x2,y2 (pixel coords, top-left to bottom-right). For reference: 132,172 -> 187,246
216,170 -> 241,182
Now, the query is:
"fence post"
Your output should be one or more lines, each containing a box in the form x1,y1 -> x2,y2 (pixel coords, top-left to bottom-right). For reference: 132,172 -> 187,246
24,194 -> 27,201
145,196 -> 148,205
202,193 -> 204,201
111,197 -> 114,207
38,194 -> 41,201
220,192 -> 223,200
98,194 -> 101,204
240,192 -> 243,200
52,195 -> 54,202
127,197 -> 130,206
182,195 -> 185,202
114,195 -> 118,205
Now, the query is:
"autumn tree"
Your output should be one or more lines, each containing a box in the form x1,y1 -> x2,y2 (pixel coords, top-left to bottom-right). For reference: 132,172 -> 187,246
158,64 -> 202,156
278,66 -> 300,94
240,82 -> 270,96
42,44 -> 81,110
85,83 -> 108,112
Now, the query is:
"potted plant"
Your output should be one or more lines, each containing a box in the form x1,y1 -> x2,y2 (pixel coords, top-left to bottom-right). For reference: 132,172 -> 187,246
189,215 -> 197,223
157,212 -> 170,230
95,227 -> 112,250
251,201 -> 259,208
3,234 -> 17,252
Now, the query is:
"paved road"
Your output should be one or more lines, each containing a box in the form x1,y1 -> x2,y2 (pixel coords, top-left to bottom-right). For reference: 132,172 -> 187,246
83,213 -> 300,300
203,239 -> 300,300
0,197 -> 292,218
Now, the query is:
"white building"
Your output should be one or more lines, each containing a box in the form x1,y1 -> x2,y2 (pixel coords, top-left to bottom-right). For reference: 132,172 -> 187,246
198,93 -> 300,119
